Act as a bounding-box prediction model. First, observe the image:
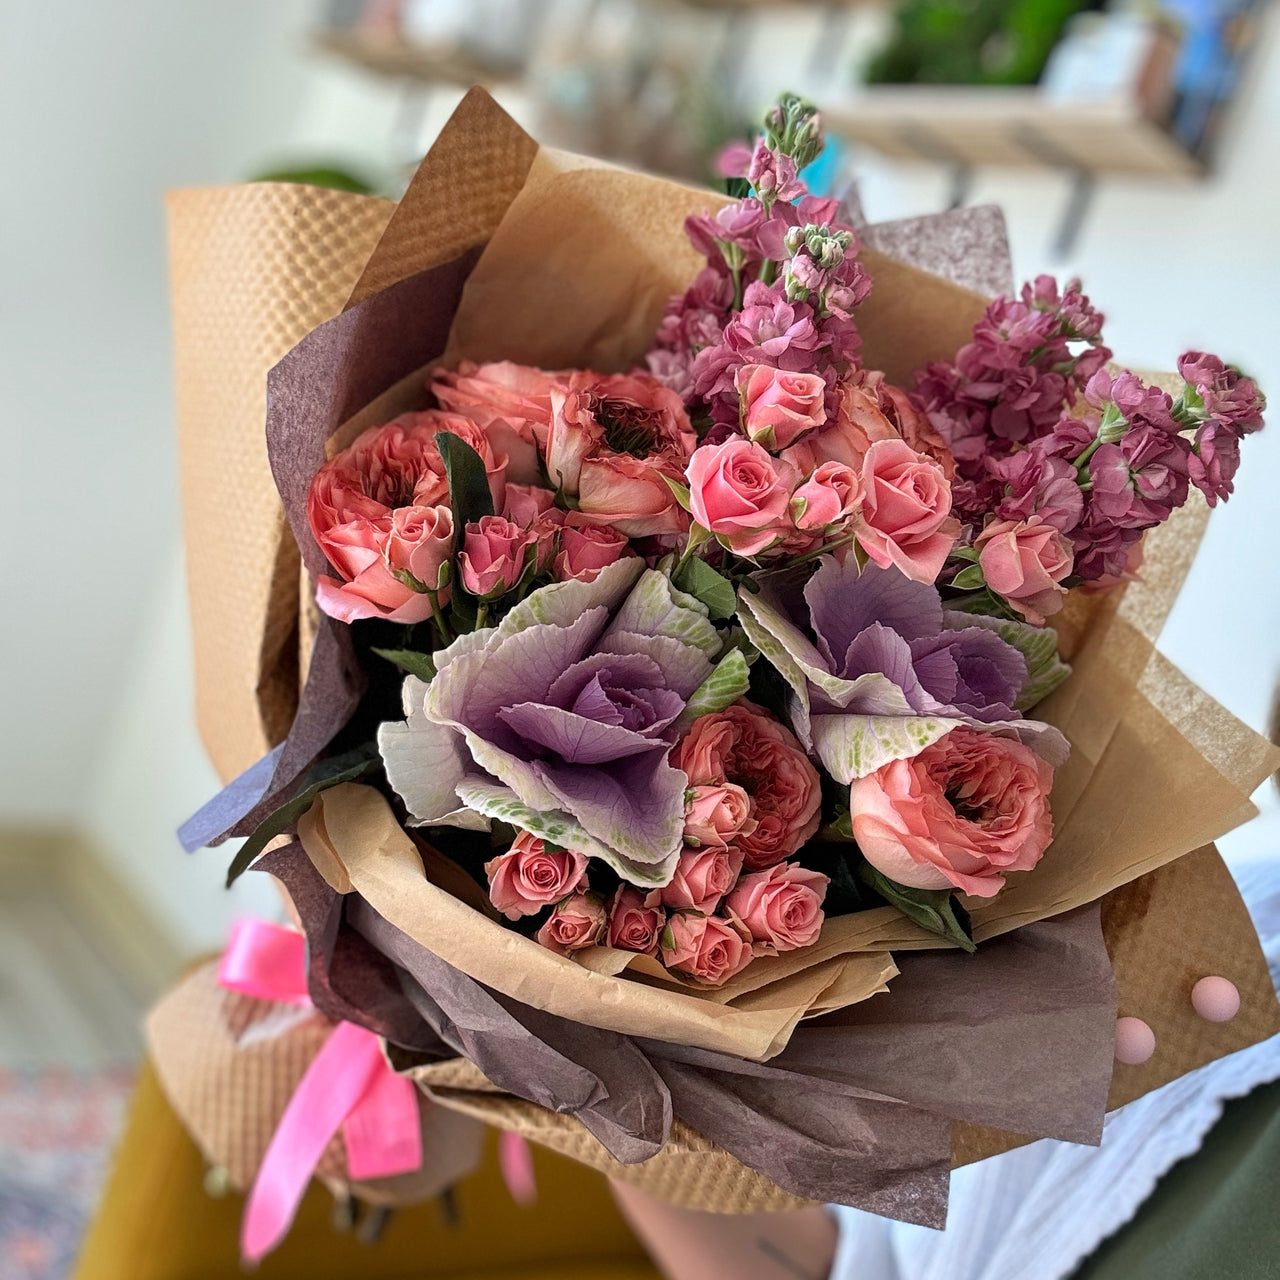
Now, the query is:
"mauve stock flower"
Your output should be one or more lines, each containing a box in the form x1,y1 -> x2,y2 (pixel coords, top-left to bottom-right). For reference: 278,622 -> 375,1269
660,913 -> 752,986
725,862 -> 828,956
1177,351 -> 1266,433
379,560 -> 726,884
536,892 -> 606,955
737,556 -> 1065,785
673,702 -> 821,871
606,886 -> 665,955
747,140 -> 804,204
485,831 -> 589,920
849,726 -> 1054,899
989,445 -> 1084,534
975,516 -> 1074,625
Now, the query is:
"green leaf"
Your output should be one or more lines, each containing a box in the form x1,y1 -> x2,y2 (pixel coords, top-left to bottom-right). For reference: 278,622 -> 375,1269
672,555 -> 737,620
372,647 -> 437,683
659,474 -> 694,513
225,744 -> 380,887
436,430 -> 494,553
950,564 -> 987,591
858,863 -> 976,953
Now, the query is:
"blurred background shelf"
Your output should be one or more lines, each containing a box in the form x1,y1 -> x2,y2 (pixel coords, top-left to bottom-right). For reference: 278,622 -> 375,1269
826,87 -> 1204,178
312,27 -> 525,87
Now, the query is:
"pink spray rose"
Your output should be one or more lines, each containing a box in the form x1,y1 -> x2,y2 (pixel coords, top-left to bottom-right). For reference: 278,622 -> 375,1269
673,702 -> 821,870
660,913 -> 752,987
546,372 -> 695,537
725,862 -> 829,956
849,726 -> 1055,899
686,438 -> 794,557
307,417 -> 469,624
484,832 -> 589,920
553,513 -> 631,584
854,438 -> 959,584
503,483 -> 564,572
659,846 -> 745,916
459,515 -> 536,599
536,892 -> 607,955
681,782 -> 756,850
975,515 -> 1074,625
790,460 -> 861,531
736,364 -> 828,451
606,887 -> 666,955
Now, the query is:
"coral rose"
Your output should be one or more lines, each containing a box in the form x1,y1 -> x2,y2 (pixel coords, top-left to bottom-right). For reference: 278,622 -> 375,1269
660,914 -> 752,987
854,438 -> 959,584
848,726 -> 1055,899
790,460 -> 861,531
673,702 -> 821,870
553,513 -> 631,584
686,438 -> 794,557
606,887 -> 665,955
546,372 -> 695,537
681,783 -> 756,850
975,515 -> 1073,624
658,845 -> 745,916
308,416 -> 473,624
725,862 -> 828,956
485,832 -> 589,920
459,515 -> 535,599
735,363 -> 828,451
536,893 -> 607,955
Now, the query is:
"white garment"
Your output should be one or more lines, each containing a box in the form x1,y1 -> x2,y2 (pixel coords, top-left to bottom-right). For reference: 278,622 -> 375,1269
830,848 -> 1280,1280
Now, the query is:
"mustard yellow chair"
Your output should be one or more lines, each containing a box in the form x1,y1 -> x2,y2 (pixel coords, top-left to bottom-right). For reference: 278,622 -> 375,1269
74,1063 -> 660,1280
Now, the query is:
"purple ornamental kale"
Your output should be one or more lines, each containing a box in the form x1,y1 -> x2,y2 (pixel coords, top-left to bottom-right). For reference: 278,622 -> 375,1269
378,559 -> 745,886
738,556 -> 1067,784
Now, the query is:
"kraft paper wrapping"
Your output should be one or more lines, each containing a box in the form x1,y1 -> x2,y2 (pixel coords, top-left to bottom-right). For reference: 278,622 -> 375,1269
168,89 -> 1280,1217
145,961 -> 485,1208
262,840 -> 1118,1227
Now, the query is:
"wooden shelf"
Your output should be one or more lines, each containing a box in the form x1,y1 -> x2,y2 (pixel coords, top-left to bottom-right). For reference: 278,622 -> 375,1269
312,28 -> 525,89
826,87 -> 1203,179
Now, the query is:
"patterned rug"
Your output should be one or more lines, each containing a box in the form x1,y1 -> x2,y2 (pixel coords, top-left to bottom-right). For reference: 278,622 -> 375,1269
0,1067 -> 134,1280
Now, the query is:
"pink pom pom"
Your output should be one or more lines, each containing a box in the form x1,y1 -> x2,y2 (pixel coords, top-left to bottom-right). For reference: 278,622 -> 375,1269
1191,975 -> 1240,1023
1115,1016 -> 1156,1065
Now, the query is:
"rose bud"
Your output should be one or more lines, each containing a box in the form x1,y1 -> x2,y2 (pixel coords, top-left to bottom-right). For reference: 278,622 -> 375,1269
681,783 -> 755,850
553,513 -> 631,584
686,438 -> 794,557
536,892 -> 607,955
659,846 -> 745,916
484,831 -> 588,920
605,886 -> 665,955
459,515 -> 536,599
660,914 -> 752,987
735,364 -> 828,451
724,862 -> 828,957
975,515 -> 1074,625
790,461 -> 861,531
385,504 -> 453,598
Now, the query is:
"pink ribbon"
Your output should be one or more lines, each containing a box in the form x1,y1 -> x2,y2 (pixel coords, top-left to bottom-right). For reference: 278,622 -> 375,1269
218,919 -> 423,1262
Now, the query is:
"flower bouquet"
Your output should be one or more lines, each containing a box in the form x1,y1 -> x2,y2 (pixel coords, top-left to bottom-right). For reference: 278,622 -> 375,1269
157,89 -> 1280,1258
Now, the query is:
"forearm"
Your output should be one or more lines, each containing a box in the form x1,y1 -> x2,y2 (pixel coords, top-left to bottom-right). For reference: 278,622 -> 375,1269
610,1180 -> 838,1280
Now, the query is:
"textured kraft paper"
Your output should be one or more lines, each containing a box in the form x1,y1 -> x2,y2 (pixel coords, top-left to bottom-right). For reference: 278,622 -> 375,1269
299,782 -> 899,1062
169,89 -> 1280,1213
262,840 -> 1117,1227
145,961 -> 485,1208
